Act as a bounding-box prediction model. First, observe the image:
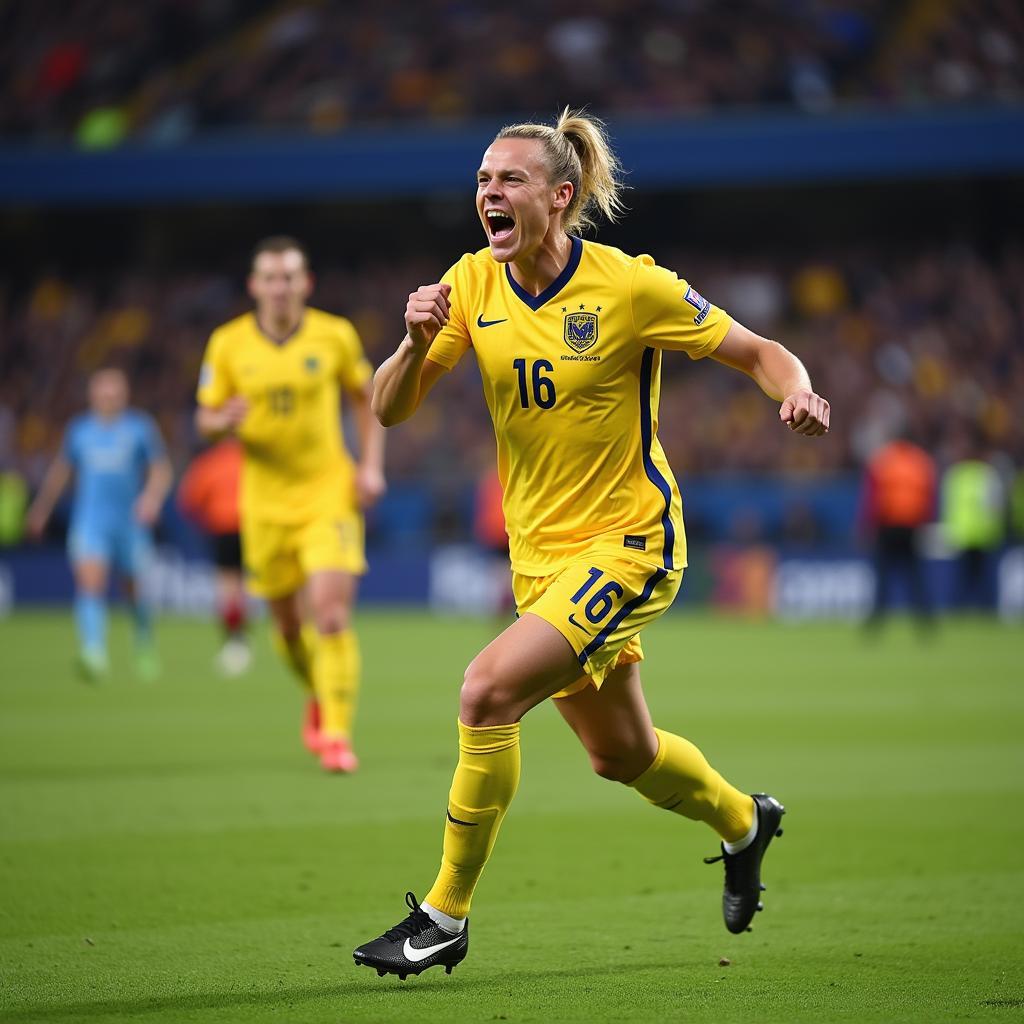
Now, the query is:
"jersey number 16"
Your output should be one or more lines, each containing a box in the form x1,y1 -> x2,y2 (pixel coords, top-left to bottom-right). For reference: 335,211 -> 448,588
513,359 -> 556,410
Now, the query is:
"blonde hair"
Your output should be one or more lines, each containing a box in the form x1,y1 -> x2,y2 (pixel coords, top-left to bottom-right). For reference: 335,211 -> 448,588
496,107 -> 625,235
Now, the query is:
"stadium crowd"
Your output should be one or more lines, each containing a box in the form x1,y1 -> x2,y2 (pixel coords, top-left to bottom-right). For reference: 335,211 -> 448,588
2,0 -> 1022,145
2,241 -> 1021,508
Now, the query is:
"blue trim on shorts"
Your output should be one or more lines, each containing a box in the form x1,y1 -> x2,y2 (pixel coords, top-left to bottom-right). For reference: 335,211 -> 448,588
639,346 -> 675,570
578,566 -> 668,667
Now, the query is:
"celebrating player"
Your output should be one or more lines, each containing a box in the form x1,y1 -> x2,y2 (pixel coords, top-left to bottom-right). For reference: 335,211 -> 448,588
354,110 -> 829,977
27,367 -> 171,681
195,237 -> 385,772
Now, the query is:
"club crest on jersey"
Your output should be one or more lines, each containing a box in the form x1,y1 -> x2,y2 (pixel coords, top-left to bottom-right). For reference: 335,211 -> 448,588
683,285 -> 710,326
563,312 -> 598,353
304,355 -> 320,373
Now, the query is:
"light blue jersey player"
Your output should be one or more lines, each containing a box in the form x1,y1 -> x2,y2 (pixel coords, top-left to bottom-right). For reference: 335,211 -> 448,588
27,369 -> 172,680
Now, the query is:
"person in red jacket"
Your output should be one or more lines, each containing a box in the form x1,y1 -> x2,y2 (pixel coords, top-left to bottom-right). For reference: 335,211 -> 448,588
178,439 -> 250,674
860,433 -> 937,630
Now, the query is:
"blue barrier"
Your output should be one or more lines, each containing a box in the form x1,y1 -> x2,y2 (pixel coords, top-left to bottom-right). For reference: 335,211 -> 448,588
4,542 -> 1019,620
3,108 -> 1022,205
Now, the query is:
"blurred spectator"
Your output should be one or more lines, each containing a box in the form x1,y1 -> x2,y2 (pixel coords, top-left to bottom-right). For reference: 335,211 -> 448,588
2,236 -> 1022,549
860,434 -> 937,630
941,435 -> 1006,611
1,0 -> 1022,145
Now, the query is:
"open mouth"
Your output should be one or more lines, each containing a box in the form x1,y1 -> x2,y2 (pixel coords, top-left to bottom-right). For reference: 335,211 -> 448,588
485,209 -> 516,242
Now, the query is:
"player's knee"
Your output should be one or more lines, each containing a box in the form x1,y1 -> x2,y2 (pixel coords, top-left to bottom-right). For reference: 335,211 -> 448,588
459,661 -> 518,726
588,750 -> 636,784
313,602 -> 350,636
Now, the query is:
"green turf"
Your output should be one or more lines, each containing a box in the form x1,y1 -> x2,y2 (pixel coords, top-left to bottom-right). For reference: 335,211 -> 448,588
0,609 -> 1022,1023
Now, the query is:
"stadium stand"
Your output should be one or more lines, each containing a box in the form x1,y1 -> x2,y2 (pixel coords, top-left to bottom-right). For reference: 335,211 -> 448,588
1,0 -> 1021,144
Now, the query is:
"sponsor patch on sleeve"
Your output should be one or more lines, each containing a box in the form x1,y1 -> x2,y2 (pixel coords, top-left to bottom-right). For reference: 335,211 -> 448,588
683,285 -> 711,325
199,364 -> 213,389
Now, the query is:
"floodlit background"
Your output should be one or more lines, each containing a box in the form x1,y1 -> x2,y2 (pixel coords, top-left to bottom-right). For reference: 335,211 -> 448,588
0,3 -> 1022,1022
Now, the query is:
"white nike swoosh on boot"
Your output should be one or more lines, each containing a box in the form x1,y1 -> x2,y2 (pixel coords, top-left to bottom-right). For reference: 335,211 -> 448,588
402,935 -> 461,962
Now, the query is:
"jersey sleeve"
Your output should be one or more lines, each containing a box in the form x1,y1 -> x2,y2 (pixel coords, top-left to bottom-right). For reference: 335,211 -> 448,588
630,255 -> 732,359
335,319 -> 374,392
196,328 -> 234,407
425,258 -> 473,371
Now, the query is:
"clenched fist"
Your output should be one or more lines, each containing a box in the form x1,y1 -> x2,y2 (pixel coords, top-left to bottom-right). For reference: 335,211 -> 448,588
405,283 -> 452,350
779,389 -> 830,437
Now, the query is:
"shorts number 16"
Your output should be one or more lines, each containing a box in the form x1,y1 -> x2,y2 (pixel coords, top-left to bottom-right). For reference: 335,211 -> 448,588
571,567 -> 624,624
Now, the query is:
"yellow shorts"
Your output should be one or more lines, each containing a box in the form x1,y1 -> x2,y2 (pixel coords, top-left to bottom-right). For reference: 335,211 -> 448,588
512,553 -> 682,697
242,506 -> 366,599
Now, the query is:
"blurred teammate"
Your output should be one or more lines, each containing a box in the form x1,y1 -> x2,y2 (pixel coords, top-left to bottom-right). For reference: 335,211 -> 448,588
354,110 -> 830,978
26,368 -> 171,680
860,433 -> 937,631
195,237 -> 385,772
178,438 -> 250,675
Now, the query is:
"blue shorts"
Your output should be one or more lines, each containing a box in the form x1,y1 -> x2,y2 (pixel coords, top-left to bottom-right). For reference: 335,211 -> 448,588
68,520 -> 153,577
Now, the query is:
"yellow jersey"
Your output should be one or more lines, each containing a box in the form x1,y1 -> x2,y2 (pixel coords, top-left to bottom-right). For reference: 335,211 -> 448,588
426,237 -> 732,576
196,308 -> 372,524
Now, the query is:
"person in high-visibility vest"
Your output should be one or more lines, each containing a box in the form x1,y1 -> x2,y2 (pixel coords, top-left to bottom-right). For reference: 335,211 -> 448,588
860,435 -> 937,630
942,444 -> 1005,612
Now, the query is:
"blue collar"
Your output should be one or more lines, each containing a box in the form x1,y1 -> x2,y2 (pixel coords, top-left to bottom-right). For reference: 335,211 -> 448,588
504,235 -> 583,312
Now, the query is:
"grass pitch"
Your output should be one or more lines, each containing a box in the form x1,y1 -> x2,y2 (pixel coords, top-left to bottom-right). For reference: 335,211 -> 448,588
0,608 -> 1021,1023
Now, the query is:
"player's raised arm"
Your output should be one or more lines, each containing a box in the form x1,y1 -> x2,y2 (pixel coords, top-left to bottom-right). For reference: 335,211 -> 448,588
710,320 -> 830,437
371,283 -> 452,427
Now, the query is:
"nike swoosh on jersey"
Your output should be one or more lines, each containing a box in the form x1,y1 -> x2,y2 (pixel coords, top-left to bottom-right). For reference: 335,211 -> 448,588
476,315 -> 508,328
402,935 -> 462,962
567,613 -> 593,635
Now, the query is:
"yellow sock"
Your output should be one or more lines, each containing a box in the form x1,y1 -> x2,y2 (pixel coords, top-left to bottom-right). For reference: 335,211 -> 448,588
424,720 -> 520,918
629,728 -> 754,842
314,629 -> 359,739
272,625 -> 317,691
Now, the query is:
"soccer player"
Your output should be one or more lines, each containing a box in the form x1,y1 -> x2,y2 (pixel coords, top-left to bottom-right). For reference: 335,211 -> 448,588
26,367 -> 171,680
195,237 -> 385,772
178,438 -> 250,675
353,110 -> 830,978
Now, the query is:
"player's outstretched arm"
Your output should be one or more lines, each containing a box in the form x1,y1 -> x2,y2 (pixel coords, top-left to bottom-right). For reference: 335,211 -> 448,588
26,455 -> 72,539
135,456 -> 173,527
348,381 -> 387,509
711,320 -> 830,437
372,283 -> 451,427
